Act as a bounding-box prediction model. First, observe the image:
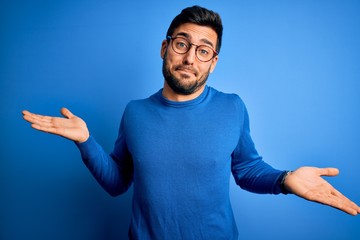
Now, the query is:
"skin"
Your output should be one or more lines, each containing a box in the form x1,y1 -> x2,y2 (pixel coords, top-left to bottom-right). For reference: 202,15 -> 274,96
284,167 -> 360,215
22,23 -> 360,216
160,23 -> 218,101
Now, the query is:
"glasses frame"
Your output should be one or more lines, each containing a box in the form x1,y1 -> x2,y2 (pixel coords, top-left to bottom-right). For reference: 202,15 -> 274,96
167,36 -> 218,62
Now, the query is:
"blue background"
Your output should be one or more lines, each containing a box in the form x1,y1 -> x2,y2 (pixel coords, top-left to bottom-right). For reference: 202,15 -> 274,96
1,0 -> 360,239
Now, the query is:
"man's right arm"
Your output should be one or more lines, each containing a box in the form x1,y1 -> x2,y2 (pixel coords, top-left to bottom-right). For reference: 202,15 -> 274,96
22,108 -> 133,196
75,134 -> 133,196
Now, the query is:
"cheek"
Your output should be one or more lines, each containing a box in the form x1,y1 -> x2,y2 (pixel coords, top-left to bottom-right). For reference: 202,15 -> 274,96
165,54 -> 180,69
164,58 -> 174,71
199,64 -> 212,75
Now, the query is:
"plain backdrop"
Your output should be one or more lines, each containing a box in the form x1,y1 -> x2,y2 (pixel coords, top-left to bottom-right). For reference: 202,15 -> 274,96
1,0 -> 360,239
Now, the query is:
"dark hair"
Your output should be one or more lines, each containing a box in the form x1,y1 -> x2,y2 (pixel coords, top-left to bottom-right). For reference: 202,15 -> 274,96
166,5 -> 223,53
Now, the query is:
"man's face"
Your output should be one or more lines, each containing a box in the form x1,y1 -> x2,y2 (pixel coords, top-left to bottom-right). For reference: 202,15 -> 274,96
161,23 -> 219,96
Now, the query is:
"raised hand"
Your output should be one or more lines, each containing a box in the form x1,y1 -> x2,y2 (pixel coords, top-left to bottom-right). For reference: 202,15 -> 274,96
22,108 -> 90,143
284,166 -> 360,215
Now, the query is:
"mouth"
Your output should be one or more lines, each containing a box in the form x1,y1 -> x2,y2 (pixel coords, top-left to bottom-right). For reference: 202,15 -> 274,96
176,66 -> 197,76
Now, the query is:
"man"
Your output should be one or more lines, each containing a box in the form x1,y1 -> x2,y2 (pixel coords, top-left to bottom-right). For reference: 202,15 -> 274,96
23,5 -> 359,240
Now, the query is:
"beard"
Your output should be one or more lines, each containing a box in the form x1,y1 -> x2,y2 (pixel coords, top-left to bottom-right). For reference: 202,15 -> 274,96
162,55 -> 210,95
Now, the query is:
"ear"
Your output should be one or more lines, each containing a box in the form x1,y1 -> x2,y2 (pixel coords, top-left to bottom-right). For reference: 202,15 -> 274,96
209,55 -> 219,73
160,40 -> 168,59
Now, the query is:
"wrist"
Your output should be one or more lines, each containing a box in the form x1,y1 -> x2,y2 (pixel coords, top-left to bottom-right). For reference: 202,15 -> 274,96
280,171 -> 293,194
76,131 -> 90,143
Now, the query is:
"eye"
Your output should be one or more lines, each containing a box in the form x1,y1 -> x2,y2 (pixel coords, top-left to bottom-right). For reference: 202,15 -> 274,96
175,40 -> 189,50
198,46 -> 210,56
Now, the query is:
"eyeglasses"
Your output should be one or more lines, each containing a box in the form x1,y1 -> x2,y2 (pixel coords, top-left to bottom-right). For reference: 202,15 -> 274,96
167,36 -> 218,62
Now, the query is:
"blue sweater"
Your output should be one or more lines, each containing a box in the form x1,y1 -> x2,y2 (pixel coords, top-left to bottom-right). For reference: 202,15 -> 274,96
76,86 -> 286,239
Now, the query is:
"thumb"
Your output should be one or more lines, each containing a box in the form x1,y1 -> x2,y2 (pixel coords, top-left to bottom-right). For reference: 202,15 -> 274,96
60,107 -> 74,119
319,167 -> 339,177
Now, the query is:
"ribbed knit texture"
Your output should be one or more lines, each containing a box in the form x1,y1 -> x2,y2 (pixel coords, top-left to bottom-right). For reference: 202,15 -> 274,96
76,86 -> 285,240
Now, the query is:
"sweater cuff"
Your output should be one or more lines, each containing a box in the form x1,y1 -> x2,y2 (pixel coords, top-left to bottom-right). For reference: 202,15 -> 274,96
74,135 -> 99,160
277,171 -> 292,194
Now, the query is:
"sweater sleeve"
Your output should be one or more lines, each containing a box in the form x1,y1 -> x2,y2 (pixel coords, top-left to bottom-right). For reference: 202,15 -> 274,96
231,98 -> 286,194
75,115 -> 133,197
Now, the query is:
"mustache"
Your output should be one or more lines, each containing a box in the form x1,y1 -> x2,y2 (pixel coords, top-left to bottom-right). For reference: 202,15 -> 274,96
175,65 -> 198,75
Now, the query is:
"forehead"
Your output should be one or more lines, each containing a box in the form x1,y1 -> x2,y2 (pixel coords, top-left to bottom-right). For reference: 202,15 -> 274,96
172,23 -> 218,47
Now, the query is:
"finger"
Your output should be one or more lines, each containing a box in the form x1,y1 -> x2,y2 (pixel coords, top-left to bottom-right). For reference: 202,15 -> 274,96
22,111 -> 34,123
330,188 -> 360,215
60,107 -> 74,119
22,110 -> 31,116
22,110 -> 51,120
31,123 -> 64,136
22,110 -> 37,121
313,185 -> 360,216
28,117 -> 56,130
23,112 -> 53,125
319,167 -> 339,177
310,190 -> 355,215
329,194 -> 360,216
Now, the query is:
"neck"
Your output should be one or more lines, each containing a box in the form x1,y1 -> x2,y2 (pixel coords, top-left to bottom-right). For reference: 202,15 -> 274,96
162,81 -> 206,102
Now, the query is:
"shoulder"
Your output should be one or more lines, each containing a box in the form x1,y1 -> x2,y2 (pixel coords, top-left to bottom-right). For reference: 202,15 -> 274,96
124,90 -> 162,114
207,86 -> 246,110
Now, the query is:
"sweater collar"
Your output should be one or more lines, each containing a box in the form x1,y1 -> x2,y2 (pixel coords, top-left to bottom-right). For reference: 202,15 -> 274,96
157,85 -> 209,108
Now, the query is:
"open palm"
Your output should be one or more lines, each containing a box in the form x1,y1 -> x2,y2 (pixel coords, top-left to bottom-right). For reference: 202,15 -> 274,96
284,167 -> 360,215
22,108 -> 89,143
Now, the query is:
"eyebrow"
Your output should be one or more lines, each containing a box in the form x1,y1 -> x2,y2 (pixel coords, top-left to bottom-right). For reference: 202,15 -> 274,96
175,32 -> 215,48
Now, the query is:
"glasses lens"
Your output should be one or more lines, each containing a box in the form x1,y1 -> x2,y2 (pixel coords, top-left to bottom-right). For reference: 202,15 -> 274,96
196,46 -> 213,62
171,37 -> 215,62
172,38 -> 189,54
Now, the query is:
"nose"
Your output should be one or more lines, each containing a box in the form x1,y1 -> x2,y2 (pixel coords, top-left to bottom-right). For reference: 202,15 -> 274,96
182,45 -> 197,65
